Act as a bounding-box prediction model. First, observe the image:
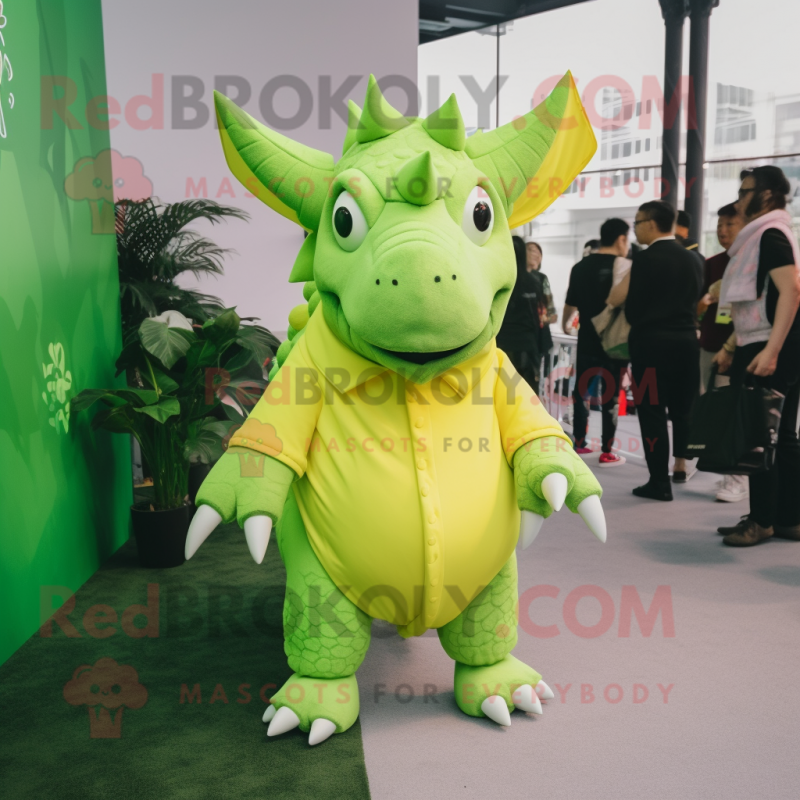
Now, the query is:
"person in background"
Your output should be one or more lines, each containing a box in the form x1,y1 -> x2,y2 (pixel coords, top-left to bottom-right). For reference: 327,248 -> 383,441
525,238 -> 556,372
714,166 -> 800,546
697,203 -> 748,503
497,235 -> 543,394
562,218 -> 631,467
675,209 -> 704,260
626,201 -> 703,500
583,239 -> 600,257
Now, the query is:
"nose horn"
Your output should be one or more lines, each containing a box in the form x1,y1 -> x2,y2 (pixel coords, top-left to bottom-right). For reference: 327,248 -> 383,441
395,151 -> 440,206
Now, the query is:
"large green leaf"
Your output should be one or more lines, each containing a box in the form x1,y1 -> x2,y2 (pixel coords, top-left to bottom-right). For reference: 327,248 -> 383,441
142,367 -> 180,396
139,318 -> 194,368
236,324 -> 278,369
133,396 -> 181,423
71,389 -> 113,413
203,307 -> 240,337
117,387 -> 160,406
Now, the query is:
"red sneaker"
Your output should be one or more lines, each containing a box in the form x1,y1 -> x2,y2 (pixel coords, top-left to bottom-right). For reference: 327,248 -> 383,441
575,446 -> 594,455
599,452 -> 626,467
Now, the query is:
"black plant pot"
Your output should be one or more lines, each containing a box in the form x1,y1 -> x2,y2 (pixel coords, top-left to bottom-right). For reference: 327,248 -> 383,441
130,502 -> 193,568
188,462 -> 213,507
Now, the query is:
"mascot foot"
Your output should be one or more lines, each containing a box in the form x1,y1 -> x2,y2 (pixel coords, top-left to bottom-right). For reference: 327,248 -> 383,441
454,655 -> 550,726
262,673 -> 359,745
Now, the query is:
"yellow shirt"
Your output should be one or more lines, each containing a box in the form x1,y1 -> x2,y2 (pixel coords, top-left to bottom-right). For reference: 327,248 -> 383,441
229,310 -> 570,636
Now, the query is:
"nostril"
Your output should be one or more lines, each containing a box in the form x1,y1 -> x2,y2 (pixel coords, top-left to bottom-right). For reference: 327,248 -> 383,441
434,276 -> 441,283
392,279 -> 398,286
451,274 -> 457,280
376,279 -> 380,285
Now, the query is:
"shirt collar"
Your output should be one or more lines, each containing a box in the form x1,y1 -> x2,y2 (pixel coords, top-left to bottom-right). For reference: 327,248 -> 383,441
304,310 -> 494,396
650,234 -> 676,245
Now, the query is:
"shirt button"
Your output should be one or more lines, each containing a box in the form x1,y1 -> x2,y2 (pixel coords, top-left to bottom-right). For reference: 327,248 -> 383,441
417,458 -> 426,470
420,484 -> 429,497
428,538 -> 436,545
430,577 -> 438,586
428,513 -> 436,524
429,596 -> 438,603
414,417 -> 424,428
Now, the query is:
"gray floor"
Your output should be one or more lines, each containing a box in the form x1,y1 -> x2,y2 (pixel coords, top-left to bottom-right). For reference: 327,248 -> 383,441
357,414 -> 800,800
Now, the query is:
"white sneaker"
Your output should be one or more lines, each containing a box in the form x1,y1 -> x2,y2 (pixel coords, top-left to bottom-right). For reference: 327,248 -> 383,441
716,474 -> 749,503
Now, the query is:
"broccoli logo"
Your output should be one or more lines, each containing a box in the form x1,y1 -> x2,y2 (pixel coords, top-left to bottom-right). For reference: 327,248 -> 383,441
42,342 -> 72,434
64,149 -> 153,234
63,658 -> 148,739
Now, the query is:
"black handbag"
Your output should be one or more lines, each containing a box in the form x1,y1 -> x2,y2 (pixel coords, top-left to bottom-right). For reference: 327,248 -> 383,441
687,367 -> 785,475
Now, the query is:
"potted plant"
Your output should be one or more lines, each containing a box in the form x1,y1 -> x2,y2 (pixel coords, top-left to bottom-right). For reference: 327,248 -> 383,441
72,308 -> 278,568
115,198 -> 249,344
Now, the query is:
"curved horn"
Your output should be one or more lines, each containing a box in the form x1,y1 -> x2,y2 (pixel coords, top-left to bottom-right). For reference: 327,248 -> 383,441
214,90 -> 334,231
357,74 -> 409,144
422,93 -> 465,151
396,151 -> 439,206
465,72 -> 596,227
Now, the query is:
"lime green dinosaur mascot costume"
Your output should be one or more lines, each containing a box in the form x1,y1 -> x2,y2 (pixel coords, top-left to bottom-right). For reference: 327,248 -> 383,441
186,72 -> 606,745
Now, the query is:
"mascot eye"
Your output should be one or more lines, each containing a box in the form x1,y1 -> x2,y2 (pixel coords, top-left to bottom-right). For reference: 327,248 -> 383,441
332,191 -> 368,252
461,186 -> 494,246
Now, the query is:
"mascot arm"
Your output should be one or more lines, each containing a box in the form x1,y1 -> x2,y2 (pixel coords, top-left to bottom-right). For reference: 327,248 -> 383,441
493,349 -> 606,550
186,342 -> 324,564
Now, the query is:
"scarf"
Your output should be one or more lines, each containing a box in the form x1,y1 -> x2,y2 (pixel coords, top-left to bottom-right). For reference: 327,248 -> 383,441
719,209 -> 799,345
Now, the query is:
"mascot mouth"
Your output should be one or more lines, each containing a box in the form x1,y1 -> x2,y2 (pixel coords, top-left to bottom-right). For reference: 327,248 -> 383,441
375,344 -> 468,365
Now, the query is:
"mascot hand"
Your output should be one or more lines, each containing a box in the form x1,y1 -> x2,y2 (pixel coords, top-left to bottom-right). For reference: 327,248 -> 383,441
513,436 -> 606,550
185,448 -> 295,564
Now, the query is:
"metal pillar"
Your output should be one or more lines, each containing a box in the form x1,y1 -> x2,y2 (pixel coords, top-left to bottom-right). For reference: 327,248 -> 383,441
685,0 -> 719,241
658,0 -> 689,209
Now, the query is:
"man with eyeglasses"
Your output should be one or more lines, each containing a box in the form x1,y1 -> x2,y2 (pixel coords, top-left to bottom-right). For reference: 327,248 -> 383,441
625,200 -> 704,500
715,166 -> 800,546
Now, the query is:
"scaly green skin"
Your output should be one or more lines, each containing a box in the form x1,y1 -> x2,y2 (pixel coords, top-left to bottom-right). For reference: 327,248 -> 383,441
197,73 -> 603,739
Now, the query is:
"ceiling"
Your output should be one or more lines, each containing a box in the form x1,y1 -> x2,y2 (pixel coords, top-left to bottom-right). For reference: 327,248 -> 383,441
419,0 -> 596,44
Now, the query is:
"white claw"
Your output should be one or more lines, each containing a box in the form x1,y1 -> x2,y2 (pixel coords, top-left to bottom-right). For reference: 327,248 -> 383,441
244,515 -> 272,564
535,680 -> 555,701
577,494 -> 607,543
541,472 -> 568,512
262,705 -> 276,723
308,718 -> 337,746
267,706 -> 300,737
480,695 -> 511,727
512,684 -> 543,715
518,510 -> 545,550
185,505 -> 223,559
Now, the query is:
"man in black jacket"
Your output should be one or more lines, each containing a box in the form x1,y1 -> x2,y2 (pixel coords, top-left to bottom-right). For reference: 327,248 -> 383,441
627,201 -> 703,500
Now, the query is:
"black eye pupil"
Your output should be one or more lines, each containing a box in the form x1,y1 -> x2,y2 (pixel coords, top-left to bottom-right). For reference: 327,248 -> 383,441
334,206 -> 353,237
473,202 -> 491,232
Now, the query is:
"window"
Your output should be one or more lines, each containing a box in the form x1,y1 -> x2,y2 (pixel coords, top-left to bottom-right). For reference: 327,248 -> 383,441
646,99 -> 652,114
623,142 -> 632,158
612,143 -> 620,160
645,138 -> 650,151
643,168 -> 649,181
623,104 -> 633,120
635,101 -> 641,117
612,172 -> 622,187
623,170 -> 631,185
635,140 -> 641,154
601,143 -> 608,160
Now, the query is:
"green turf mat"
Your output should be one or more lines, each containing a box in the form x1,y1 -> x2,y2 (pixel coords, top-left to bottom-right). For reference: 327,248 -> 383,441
0,520 -> 371,800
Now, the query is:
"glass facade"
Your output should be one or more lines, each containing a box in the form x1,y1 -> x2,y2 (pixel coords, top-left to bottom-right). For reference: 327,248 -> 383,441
419,0 -> 800,312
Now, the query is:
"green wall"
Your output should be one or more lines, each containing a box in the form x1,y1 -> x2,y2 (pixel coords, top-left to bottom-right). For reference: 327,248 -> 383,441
0,0 -> 131,665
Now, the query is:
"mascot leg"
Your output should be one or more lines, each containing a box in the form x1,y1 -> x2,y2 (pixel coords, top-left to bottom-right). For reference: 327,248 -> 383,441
437,553 -> 555,725
264,490 -> 371,745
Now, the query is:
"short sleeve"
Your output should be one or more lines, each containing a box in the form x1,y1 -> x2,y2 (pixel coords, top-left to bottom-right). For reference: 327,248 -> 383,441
493,349 -> 572,465
227,336 -> 323,477
760,229 -> 794,272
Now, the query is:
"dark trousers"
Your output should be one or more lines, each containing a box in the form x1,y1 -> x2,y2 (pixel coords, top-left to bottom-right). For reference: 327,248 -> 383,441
572,351 -> 628,452
730,335 -> 800,529
630,336 -> 700,482
505,349 -> 540,396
